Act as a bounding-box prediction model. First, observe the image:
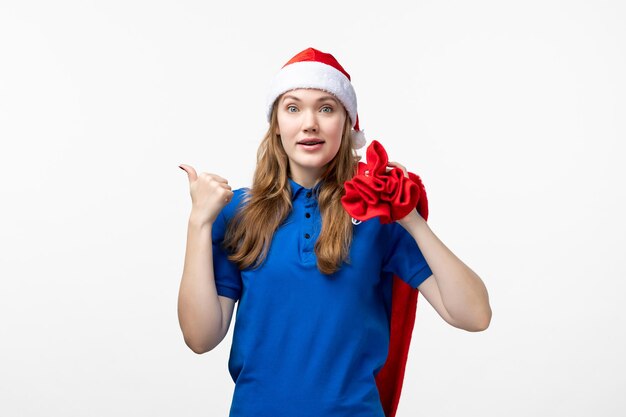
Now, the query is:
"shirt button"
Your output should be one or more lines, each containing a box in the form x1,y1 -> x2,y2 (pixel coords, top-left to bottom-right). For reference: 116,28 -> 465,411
306,191 -> 312,198
305,213 -> 311,218
304,233 -> 310,239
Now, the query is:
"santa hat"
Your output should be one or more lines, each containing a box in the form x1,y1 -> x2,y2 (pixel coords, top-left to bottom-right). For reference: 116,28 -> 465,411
266,47 -> 366,149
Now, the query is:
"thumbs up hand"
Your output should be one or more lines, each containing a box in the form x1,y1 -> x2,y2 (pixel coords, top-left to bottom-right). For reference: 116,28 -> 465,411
179,164 -> 234,226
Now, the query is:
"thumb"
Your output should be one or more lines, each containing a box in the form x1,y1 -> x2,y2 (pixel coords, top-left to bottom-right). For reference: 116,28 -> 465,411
178,164 -> 198,183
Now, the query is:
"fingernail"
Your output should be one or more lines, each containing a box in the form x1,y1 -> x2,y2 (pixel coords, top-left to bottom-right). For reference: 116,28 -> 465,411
178,165 -> 184,171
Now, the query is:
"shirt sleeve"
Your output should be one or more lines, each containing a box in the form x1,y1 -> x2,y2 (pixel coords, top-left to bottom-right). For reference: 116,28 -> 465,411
211,207 -> 243,302
381,222 -> 433,288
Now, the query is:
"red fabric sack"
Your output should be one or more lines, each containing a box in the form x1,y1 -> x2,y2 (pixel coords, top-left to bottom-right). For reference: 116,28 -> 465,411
342,140 -> 429,417
342,140 -> 428,224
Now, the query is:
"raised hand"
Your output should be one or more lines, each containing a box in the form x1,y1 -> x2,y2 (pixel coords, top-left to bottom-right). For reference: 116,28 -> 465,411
179,164 -> 234,226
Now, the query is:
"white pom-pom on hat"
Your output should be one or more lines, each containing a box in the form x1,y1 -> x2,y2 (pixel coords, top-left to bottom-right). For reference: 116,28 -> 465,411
266,47 -> 366,149
351,128 -> 366,150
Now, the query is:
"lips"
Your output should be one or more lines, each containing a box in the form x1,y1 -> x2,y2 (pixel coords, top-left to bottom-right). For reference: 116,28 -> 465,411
298,138 -> 325,146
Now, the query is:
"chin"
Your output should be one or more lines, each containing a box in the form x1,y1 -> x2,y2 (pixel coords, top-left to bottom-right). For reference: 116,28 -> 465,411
298,157 -> 334,170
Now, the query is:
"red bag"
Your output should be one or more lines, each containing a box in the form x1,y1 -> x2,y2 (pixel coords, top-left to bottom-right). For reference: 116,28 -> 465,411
342,140 -> 429,417
342,140 -> 428,224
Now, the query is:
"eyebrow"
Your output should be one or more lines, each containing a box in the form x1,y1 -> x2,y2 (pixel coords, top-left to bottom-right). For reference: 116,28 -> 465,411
281,94 -> 339,104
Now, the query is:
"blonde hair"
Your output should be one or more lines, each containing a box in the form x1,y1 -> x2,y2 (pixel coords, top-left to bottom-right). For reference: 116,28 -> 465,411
223,100 -> 360,275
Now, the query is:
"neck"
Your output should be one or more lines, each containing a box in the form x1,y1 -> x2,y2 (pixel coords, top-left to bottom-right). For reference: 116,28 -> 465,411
289,167 -> 323,189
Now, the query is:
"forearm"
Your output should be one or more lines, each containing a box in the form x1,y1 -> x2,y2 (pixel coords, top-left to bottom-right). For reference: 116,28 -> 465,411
177,216 -> 224,353
402,211 -> 492,330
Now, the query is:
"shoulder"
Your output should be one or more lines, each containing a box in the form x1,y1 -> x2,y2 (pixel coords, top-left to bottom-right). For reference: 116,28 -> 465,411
360,217 -> 414,253
213,187 -> 250,241
350,216 -> 400,249
352,216 -> 400,237
382,220 -> 414,247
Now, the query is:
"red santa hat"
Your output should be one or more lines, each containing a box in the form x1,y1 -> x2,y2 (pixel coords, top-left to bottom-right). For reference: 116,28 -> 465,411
266,47 -> 366,149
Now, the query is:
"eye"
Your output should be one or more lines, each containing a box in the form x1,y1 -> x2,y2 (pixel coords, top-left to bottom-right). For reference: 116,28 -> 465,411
287,105 -> 298,113
321,106 -> 333,113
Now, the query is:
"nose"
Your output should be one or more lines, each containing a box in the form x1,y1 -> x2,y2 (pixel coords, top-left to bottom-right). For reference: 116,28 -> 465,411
302,109 -> 318,133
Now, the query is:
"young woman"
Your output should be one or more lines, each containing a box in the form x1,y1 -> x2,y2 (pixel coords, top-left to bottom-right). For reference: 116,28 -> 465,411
178,48 -> 491,417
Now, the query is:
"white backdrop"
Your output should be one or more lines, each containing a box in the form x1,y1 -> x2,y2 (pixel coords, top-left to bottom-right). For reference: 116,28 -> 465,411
1,1 -> 624,416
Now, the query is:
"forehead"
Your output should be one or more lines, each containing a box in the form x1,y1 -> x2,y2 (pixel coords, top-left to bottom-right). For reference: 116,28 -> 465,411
279,88 -> 339,103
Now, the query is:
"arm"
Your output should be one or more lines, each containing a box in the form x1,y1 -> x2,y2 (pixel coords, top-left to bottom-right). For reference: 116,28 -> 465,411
177,165 -> 237,354
399,210 -> 492,332
177,217 -> 235,353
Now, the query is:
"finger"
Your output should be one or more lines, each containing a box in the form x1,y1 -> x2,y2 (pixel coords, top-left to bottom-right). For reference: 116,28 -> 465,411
216,182 -> 232,192
200,172 -> 229,184
387,161 -> 408,177
387,161 -> 406,169
223,189 -> 234,203
179,164 -> 198,182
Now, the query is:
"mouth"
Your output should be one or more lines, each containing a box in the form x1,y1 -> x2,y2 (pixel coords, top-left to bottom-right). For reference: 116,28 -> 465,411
297,138 -> 325,147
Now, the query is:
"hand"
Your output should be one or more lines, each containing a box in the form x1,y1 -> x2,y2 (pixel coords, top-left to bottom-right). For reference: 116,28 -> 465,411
179,164 -> 234,226
386,161 -> 424,230
386,160 -> 408,177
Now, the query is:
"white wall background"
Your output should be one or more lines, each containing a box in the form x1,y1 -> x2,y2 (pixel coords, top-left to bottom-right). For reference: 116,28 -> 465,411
1,0 -> 624,416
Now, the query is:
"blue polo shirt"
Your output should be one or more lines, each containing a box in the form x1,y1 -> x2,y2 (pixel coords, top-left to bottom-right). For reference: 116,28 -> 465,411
211,178 -> 433,417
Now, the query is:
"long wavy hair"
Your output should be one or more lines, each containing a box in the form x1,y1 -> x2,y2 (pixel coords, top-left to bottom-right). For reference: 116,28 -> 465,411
223,98 -> 360,275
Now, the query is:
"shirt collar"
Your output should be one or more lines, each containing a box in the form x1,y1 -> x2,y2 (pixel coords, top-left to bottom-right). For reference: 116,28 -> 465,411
288,178 -> 322,200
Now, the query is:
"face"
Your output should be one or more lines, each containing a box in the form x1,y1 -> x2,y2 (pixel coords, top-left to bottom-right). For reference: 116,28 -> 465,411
275,88 -> 347,185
